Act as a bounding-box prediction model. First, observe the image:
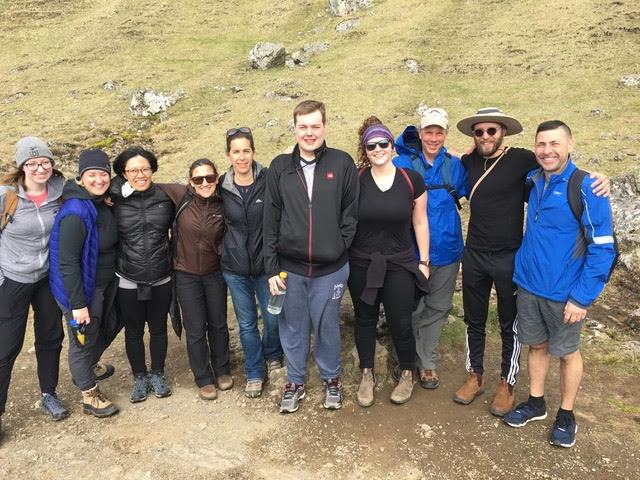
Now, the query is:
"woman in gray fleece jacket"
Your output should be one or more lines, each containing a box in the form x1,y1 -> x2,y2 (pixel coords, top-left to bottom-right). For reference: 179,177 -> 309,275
0,137 -> 68,443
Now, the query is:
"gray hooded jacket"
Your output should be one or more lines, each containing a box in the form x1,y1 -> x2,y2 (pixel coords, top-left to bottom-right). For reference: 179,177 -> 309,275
0,175 -> 64,285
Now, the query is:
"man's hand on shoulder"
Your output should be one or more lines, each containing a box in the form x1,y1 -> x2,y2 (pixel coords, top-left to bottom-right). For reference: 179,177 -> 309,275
588,172 -> 611,197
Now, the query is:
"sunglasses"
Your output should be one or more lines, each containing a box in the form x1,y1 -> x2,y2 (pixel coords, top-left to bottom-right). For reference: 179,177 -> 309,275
473,127 -> 501,137
365,140 -> 392,152
191,174 -> 218,185
226,127 -> 252,137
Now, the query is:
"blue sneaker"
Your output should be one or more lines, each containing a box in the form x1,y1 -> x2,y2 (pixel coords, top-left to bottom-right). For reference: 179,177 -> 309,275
504,401 -> 547,427
149,371 -> 172,398
41,393 -> 69,421
550,415 -> 578,448
130,373 -> 150,403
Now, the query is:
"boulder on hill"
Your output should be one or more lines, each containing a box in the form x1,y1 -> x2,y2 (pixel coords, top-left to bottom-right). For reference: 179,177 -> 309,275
129,88 -> 183,117
328,0 -> 372,17
291,42 -> 330,66
248,42 -> 286,70
618,74 -> 640,88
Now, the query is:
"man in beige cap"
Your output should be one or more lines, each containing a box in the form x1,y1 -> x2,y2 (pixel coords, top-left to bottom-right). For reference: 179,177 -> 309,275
453,108 -> 609,417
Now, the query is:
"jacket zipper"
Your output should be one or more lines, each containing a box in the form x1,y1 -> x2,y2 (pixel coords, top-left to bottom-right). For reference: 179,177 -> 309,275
296,167 -> 314,276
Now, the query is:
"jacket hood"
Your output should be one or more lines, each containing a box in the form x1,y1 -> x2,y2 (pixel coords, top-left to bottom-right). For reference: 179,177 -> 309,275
61,178 -> 99,201
16,174 -> 64,201
394,126 -> 422,157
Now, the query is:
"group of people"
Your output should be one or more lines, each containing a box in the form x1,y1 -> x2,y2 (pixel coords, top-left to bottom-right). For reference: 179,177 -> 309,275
0,99 -> 616,450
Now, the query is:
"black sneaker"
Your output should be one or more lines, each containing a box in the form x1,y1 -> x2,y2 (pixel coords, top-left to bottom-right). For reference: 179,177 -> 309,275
279,383 -> 305,413
504,401 -> 547,427
323,379 -> 343,409
550,414 -> 578,448
130,373 -> 150,403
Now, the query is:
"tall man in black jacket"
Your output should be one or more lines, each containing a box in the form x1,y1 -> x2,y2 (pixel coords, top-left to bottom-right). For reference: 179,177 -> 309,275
264,100 -> 359,413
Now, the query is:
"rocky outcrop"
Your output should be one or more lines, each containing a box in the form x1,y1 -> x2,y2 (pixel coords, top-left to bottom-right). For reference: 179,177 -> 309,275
248,42 -> 286,70
327,0 -> 372,17
129,88 -> 183,117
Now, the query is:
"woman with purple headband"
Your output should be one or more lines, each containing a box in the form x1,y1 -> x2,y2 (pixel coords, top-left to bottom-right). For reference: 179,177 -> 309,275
349,121 -> 430,407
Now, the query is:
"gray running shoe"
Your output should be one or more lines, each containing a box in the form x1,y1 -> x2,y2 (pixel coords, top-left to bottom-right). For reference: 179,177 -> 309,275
130,373 -> 150,403
323,379 -> 343,409
279,383 -> 305,413
41,393 -> 69,421
149,371 -> 172,398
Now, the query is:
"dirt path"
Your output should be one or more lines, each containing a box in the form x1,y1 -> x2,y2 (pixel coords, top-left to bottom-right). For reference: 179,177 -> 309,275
1,311 -> 638,479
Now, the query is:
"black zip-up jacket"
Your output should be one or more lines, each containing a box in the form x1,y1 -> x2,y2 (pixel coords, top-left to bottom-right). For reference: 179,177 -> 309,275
110,176 -> 174,283
219,162 -> 267,276
263,142 -> 359,278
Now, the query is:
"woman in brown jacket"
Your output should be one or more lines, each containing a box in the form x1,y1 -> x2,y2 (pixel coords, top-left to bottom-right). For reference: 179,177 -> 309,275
160,158 -> 230,400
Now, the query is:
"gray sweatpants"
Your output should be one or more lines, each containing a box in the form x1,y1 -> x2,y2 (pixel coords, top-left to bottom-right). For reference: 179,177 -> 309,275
279,262 -> 349,385
413,261 -> 460,370
59,284 -> 108,391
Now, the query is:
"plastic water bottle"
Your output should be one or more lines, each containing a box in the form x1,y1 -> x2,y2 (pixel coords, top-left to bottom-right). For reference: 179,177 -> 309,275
267,271 -> 287,315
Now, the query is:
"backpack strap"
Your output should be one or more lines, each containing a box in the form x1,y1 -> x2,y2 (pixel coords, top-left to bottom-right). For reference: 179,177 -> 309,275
1,184 -> 19,233
359,167 -> 416,205
423,152 -> 462,210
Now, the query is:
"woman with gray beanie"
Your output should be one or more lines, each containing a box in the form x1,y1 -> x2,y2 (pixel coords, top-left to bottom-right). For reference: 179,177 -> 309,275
48,149 -> 119,418
0,137 -> 68,442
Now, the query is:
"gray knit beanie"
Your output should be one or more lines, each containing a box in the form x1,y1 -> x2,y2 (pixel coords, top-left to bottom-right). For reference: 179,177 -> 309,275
14,136 -> 54,168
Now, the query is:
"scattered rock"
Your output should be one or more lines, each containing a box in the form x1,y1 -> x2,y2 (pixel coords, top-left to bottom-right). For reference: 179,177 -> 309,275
291,42 -> 330,67
619,340 -> 640,356
285,58 -> 295,70
102,81 -> 118,92
327,0 -> 372,17
288,119 -> 295,131
248,42 -> 286,70
212,86 -> 225,92
590,109 -> 605,117
415,101 -> 430,117
129,88 -> 184,117
231,86 -> 244,94
405,58 -> 420,75
4,92 -> 26,104
586,157 -> 602,165
531,64 -> 545,74
586,319 -> 606,331
618,74 -> 640,88
265,90 -> 304,102
266,119 -> 279,127
610,166 -> 640,249
336,18 -> 361,32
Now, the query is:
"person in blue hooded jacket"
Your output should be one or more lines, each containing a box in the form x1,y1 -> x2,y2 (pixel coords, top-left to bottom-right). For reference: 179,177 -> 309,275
392,108 -> 468,389
503,121 -> 616,449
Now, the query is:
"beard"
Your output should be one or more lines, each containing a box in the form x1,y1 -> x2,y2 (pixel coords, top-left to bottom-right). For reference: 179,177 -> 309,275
475,131 -> 505,157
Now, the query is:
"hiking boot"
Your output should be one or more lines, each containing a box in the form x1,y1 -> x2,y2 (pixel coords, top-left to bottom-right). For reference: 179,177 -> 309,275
130,373 -> 150,403
93,363 -> 115,381
357,368 -> 375,408
490,378 -> 515,417
280,383 -> 305,413
453,372 -> 484,405
323,378 -> 343,409
217,374 -> 234,391
390,370 -> 414,404
149,371 -> 172,398
199,384 -> 218,400
550,414 -> 578,448
245,379 -> 264,398
419,369 -> 440,389
391,364 -> 402,382
82,385 -> 118,418
41,393 -> 69,421
266,359 -> 283,372
504,401 -> 548,427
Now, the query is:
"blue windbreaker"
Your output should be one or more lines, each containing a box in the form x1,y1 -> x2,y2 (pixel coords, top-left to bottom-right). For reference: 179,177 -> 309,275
513,160 -> 616,307
393,126 -> 468,266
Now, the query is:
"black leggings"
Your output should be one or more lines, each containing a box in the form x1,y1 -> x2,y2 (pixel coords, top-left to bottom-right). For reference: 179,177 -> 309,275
349,263 -> 416,371
0,276 -> 63,415
117,282 -> 172,375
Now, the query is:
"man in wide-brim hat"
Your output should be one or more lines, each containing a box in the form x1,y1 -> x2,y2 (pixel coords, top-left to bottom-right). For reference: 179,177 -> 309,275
451,107 -> 610,419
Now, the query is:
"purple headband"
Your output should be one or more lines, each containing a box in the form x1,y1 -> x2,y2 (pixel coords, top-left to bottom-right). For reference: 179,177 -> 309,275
362,124 -> 394,145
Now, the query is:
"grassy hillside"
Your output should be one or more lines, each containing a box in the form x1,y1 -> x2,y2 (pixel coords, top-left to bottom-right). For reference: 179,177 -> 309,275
1,0 -> 638,179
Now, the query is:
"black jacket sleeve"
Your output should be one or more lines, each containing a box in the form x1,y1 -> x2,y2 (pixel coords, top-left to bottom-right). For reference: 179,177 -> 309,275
58,215 -> 88,309
263,157 -> 284,277
340,158 -> 359,249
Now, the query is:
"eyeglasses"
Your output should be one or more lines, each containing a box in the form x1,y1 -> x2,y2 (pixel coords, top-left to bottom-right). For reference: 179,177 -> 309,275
473,127 -> 501,138
191,174 -> 218,185
226,127 -> 252,137
365,140 -> 392,152
23,159 -> 52,172
124,167 -> 152,177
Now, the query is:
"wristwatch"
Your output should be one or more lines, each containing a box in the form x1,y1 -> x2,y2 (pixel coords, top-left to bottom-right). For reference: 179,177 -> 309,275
419,259 -> 431,267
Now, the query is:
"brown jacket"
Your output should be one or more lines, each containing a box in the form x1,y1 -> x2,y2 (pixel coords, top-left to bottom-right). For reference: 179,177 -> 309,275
159,183 -> 224,275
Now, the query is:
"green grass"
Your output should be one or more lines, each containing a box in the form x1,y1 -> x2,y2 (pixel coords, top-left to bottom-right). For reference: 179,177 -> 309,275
608,398 -> 640,415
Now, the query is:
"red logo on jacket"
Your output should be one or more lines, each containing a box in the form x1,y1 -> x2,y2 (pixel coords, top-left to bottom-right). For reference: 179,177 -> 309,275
326,171 -> 334,180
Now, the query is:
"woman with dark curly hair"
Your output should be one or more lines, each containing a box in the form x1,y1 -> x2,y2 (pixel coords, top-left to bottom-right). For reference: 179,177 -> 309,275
110,146 -> 175,403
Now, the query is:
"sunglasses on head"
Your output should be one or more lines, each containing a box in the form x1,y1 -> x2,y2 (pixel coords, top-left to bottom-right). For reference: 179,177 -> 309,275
473,127 -> 501,137
226,127 -> 252,137
191,174 -> 218,185
365,140 -> 392,152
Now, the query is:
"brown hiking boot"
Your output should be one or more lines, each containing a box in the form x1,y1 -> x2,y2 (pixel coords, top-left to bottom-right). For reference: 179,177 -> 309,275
217,374 -> 234,391
419,369 -> 440,389
357,368 -> 376,408
490,378 -> 515,417
199,384 -> 218,400
453,372 -> 484,405
390,370 -> 414,404
82,385 -> 118,418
